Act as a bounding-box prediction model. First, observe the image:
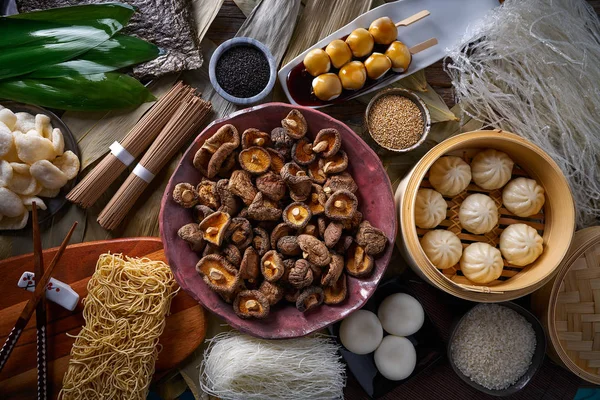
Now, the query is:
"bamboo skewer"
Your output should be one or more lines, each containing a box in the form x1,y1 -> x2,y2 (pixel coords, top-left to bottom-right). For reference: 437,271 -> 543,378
0,221 -> 78,374
396,10 -> 430,27
409,38 -> 438,54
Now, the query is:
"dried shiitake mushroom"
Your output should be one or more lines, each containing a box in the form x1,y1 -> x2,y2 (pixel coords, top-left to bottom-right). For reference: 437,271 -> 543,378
281,258 -> 295,283
203,243 -> 221,257
324,172 -> 358,195
193,204 -> 214,224
296,286 -> 324,312
355,220 -> 387,255
289,259 -> 314,289
308,160 -> 327,184
238,207 -> 249,219
271,127 -> 293,158
234,290 -> 270,319
226,217 -> 254,249
342,210 -> 363,231
256,171 -> 286,201
196,254 -> 241,295
177,223 -> 205,252
298,234 -> 331,267
261,250 -> 285,282
252,227 -> 271,256
222,243 -> 242,267
307,184 -> 326,216
199,211 -> 231,246
281,162 -> 312,202
218,151 -> 238,177
324,273 -> 347,305
194,124 -> 240,178
318,216 -> 328,238
320,150 -> 348,175
242,128 -> 271,148
196,180 -> 220,209
283,202 -> 312,229
324,221 -> 343,248
312,129 -> 341,158
325,190 -> 358,221
302,223 -> 318,237
270,222 -> 294,249
228,170 -> 257,205
267,148 -> 285,174
321,253 -> 344,286
277,235 -> 302,256
335,235 -> 354,253
259,281 -> 284,305
346,243 -> 374,277
239,246 -> 260,282
173,183 -> 198,208
281,109 -> 307,139
248,192 -> 282,221
239,146 -> 271,175
285,288 -> 301,303
292,138 -> 316,166
216,179 -> 240,216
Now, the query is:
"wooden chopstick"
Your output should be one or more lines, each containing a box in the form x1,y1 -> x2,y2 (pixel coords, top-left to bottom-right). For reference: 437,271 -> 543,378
32,204 -> 48,400
0,220 -> 78,374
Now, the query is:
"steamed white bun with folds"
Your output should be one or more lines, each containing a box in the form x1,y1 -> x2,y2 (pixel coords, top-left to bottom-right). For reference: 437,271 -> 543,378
460,242 -> 504,284
420,230 -> 462,269
458,193 -> 499,234
414,188 -> 447,229
428,156 -> 472,197
500,224 -> 543,266
502,177 -> 545,217
470,149 -> 514,190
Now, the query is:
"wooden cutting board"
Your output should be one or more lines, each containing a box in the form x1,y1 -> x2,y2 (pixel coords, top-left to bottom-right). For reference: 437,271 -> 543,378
0,238 -> 206,400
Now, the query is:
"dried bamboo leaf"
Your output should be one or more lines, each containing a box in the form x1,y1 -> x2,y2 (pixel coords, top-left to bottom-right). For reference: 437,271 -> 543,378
191,0 -> 225,44
417,82 -> 458,123
282,0 -> 373,66
233,0 -> 259,17
397,69 -> 428,92
62,75 -> 179,170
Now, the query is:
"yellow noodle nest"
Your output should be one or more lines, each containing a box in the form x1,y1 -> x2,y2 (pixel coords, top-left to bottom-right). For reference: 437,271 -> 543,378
59,253 -> 178,400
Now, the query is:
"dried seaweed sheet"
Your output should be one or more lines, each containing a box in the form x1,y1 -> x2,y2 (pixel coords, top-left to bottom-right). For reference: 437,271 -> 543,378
18,0 -> 203,78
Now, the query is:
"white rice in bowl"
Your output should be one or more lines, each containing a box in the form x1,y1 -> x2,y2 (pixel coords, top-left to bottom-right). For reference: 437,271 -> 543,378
450,304 -> 536,390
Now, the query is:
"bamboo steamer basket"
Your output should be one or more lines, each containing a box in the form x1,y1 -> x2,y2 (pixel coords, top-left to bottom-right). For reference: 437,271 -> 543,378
531,227 -> 600,384
395,130 -> 575,302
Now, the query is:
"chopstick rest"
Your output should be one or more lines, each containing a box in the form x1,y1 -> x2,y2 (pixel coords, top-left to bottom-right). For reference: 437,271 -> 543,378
18,272 -> 79,312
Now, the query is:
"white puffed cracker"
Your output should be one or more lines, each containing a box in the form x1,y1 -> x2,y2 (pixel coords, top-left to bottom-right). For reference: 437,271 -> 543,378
0,187 -> 25,217
8,163 -> 41,196
52,150 -> 79,180
14,112 -> 35,133
0,160 -> 13,188
0,122 -> 13,157
0,212 -> 29,230
0,109 -> 17,131
21,195 -> 47,211
35,114 -> 52,139
38,186 -> 60,198
30,160 -> 68,189
51,128 -> 64,156
15,133 -> 56,164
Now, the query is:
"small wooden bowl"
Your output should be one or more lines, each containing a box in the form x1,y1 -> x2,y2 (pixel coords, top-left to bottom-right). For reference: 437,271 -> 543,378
395,129 -> 575,302
531,227 -> 600,385
160,102 -> 396,339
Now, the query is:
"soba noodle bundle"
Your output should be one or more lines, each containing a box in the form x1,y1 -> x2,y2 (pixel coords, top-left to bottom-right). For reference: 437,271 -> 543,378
59,254 -> 178,400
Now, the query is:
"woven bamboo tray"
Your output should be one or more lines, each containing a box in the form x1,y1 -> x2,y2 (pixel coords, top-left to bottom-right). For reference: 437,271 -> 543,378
395,130 -> 575,302
532,227 -> 600,384
417,148 -> 545,286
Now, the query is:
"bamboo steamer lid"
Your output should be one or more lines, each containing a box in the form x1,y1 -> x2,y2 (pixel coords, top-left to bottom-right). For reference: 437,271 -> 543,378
531,227 -> 600,384
395,130 -> 575,302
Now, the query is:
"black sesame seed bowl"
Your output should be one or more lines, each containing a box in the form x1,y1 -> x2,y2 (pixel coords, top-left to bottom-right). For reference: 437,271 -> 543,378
209,37 -> 277,106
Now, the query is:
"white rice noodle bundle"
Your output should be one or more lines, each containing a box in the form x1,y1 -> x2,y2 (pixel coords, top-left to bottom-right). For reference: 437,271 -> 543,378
446,0 -> 600,228
199,332 -> 346,400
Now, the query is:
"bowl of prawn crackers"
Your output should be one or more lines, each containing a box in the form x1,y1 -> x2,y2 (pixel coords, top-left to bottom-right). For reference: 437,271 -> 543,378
160,102 -> 396,338
0,101 -> 80,229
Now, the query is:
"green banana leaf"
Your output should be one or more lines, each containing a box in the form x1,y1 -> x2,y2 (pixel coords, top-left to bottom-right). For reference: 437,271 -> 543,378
28,35 -> 162,78
0,73 -> 156,111
8,3 -> 134,33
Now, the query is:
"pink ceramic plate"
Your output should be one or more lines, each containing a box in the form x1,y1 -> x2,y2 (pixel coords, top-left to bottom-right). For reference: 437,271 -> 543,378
159,102 -> 396,339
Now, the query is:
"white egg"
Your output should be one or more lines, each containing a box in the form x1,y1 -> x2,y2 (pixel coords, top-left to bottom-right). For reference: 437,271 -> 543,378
339,310 -> 383,355
374,335 -> 416,381
377,293 -> 424,336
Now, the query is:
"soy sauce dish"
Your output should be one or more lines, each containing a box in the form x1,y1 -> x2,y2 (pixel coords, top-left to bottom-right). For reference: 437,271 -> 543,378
329,278 -> 443,398
209,37 -> 277,105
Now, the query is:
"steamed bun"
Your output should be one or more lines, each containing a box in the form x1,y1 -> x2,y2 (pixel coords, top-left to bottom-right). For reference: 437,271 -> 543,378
428,156 -> 471,197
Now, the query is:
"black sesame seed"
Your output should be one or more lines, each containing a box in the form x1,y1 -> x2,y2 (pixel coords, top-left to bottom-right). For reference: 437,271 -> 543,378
215,46 -> 270,98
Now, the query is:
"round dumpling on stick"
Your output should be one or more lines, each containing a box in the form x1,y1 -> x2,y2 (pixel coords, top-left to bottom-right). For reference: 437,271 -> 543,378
470,149 -> 514,190
30,160 -> 68,189
420,229 -> 462,269
414,188 -> 447,229
52,150 -> 79,180
15,133 -> 56,164
428,156 -> 471,197
0,187 -> 25,217
458,193 -> 499,234
460,242 -> 503,284
502,177 -> 545,217
500,224 -> 543,266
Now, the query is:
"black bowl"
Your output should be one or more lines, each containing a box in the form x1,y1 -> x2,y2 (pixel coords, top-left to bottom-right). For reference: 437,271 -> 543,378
328,277 -> 444,399
447,302 -> 546,396
0,101 -> 80,229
